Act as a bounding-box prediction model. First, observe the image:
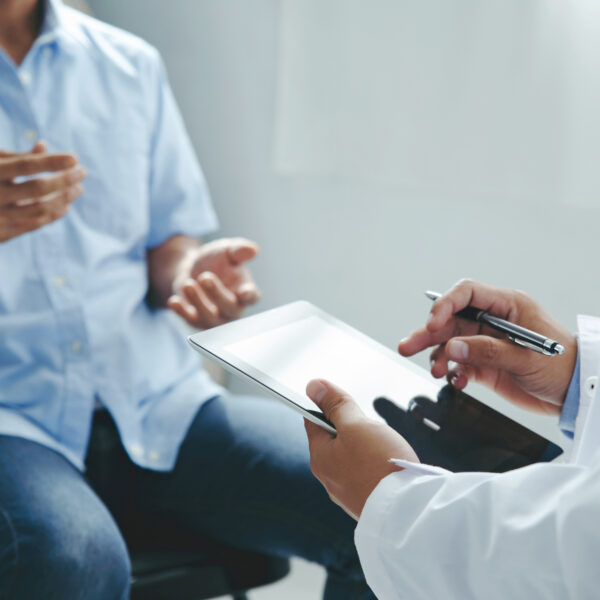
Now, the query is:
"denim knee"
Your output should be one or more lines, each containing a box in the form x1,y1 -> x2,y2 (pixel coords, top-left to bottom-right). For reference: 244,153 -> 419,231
327,532 -> 367,581
321,533 -> 376,600
1,505 -> 131,600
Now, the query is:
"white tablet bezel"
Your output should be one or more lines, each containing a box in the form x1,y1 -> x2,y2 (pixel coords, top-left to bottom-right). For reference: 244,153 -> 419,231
188,301 -> 441,434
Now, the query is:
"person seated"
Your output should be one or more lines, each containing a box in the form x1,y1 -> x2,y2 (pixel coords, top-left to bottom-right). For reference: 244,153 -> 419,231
0,1 -> 375,598
305,279 -> 597,600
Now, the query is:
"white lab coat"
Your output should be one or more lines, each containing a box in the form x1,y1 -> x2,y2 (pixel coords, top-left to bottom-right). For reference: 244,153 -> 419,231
355,315 -> 600,600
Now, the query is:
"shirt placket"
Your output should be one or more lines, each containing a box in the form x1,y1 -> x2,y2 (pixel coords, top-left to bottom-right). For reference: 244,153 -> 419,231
18,44 -> 96,459
0,51 -> 38,151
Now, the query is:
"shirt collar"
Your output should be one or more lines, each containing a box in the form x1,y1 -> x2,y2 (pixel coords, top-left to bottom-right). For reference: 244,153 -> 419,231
36,0 -> 87,54
35,0 -> 62,45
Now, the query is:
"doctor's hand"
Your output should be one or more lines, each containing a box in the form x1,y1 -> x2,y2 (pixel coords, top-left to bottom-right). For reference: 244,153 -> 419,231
0,142 -> 86,243
398,279 -> 577,415
167,237 -> 261,329
304,379 -> 419,521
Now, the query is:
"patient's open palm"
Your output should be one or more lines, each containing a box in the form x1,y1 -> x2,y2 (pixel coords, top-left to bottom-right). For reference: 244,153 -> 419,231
168,237 -> 260,330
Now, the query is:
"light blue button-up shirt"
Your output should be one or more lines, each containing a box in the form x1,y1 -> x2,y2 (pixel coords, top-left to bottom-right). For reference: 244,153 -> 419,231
0,0 -> 223,471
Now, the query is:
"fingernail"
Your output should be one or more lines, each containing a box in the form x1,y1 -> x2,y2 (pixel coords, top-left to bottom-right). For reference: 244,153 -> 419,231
307,380 -> 327,403
447,340 -> 469,361
398,337 -> 408,345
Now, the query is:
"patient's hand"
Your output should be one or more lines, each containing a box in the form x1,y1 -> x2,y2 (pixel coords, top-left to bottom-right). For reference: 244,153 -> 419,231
304,379 -> 419,521
398,279 -> 577,415
167,237 -> 261,329
0,142 -> 86,243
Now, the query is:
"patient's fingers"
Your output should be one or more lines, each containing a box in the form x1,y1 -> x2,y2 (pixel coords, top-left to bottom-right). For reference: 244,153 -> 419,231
197,271 -> 241,319
167,280 -> 225,330
182,279 -> 222,328
234,269 -> 261,306
167,295 -> 198,325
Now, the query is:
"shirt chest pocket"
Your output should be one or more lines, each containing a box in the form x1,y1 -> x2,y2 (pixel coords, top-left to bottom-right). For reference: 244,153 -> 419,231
71,124 -> 151,244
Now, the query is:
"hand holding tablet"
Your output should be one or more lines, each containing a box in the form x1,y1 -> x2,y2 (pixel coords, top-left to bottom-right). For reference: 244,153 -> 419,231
188,301 -> 562,472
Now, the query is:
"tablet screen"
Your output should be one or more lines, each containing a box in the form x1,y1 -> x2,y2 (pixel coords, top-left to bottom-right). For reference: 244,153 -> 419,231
225,314 -> 440,421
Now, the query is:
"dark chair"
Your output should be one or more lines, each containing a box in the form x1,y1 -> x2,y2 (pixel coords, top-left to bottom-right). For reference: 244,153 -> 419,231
84,409 -> 290,599
130,542 -> 290,600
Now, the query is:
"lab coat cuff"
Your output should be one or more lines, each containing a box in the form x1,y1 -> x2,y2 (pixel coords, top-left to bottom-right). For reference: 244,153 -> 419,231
357,461 -> 447,540
388,458 -> 450,476
355,464 -> 448,596
577,315 -> 600,387
570,315 -> 600,459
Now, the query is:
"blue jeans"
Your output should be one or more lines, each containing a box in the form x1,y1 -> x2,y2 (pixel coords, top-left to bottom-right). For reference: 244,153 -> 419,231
0,395 -> 375,600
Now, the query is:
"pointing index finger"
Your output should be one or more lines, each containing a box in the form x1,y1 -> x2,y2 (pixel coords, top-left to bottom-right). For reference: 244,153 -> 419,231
427,280 -> 514,332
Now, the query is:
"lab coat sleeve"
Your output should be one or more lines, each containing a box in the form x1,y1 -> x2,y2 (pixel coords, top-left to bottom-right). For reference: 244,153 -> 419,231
355,315 -> 600,600
355,458 -> 600,600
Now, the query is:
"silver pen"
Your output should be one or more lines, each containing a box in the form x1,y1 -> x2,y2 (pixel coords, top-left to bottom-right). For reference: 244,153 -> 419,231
425,291 -> 565,356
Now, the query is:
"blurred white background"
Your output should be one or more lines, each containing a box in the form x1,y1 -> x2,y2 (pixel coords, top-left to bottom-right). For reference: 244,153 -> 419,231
85,0 -> 600,439
76,1 -> 600,597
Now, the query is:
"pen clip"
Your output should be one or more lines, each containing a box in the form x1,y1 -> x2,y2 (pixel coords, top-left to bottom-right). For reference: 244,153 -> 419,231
508,335 -> 554,356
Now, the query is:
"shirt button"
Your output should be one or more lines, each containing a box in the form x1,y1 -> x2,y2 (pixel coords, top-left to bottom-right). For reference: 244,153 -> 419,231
71,340 -> 82,354
18,71 -> 32,85
148,451 -> 160,463
53,276 -> 66,287
585,376 -> 597,397
24,129 -> 37,142
131,444 -> 144,458
43,47 -> 52,58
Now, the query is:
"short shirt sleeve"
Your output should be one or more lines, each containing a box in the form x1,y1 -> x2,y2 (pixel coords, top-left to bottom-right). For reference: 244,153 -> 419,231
145,53 -> 219,248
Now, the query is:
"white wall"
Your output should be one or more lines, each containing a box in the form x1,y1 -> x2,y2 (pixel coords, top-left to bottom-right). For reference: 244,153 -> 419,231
87,0 -> 600,442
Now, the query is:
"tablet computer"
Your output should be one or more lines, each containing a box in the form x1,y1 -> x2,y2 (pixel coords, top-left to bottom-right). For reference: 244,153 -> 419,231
187,301 -> 563,472
188,301 -> 441,434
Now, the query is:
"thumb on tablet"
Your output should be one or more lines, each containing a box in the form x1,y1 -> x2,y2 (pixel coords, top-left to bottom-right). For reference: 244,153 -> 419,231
306,379 -> 365,428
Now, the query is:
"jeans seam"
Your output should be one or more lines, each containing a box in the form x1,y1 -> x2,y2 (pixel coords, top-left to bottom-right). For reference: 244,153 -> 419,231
0,504 -> 18,600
